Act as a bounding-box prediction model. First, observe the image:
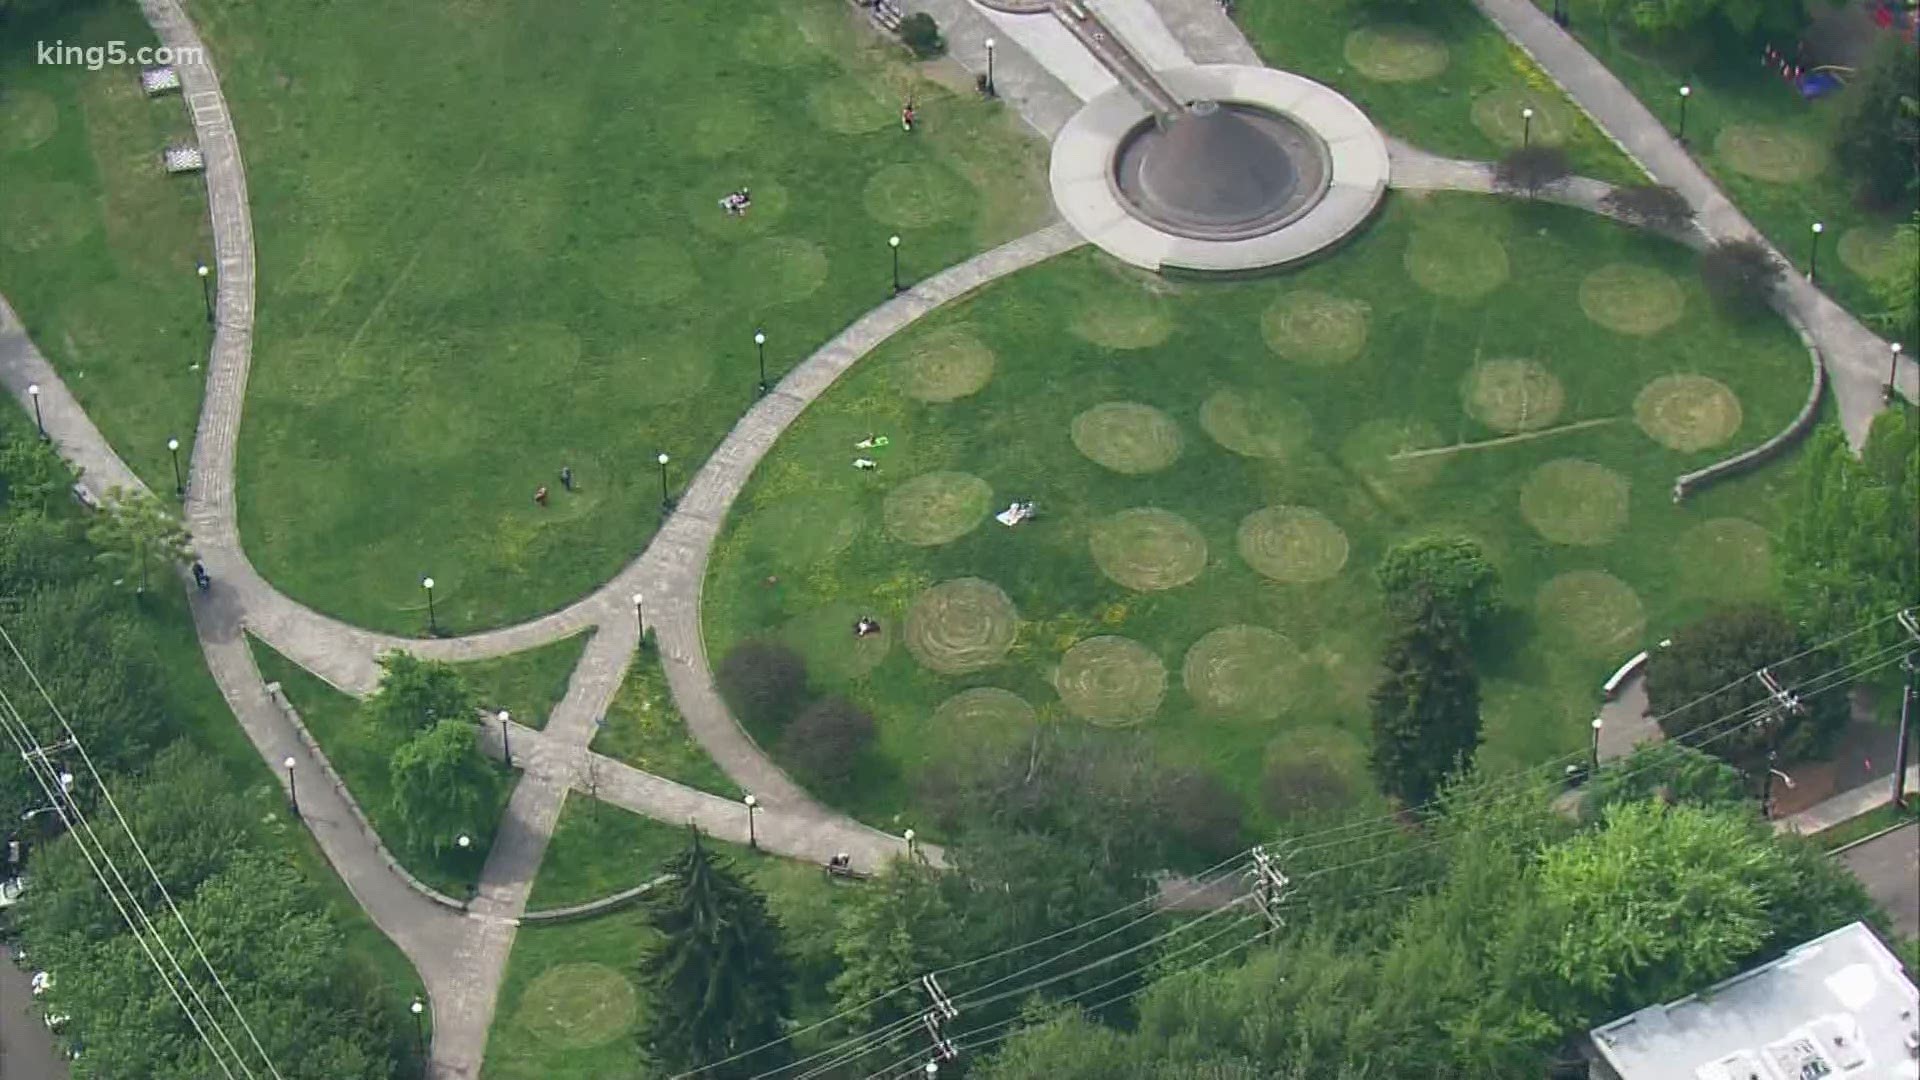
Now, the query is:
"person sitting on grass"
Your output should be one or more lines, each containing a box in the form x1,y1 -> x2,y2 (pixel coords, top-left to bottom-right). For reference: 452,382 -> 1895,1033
719,187 -> 752,215
854,617 -> 881,638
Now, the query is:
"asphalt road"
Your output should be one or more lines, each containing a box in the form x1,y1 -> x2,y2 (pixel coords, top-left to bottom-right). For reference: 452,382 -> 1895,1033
0,947 -> 67,1080
1838,822 -> 1920,940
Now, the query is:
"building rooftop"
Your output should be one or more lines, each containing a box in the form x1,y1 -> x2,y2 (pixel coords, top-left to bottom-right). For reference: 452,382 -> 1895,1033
1589,922 -> 1919,1080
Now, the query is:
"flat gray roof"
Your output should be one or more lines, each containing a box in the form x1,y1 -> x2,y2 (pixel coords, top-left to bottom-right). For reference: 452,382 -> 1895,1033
1589,922 -> 1919,1080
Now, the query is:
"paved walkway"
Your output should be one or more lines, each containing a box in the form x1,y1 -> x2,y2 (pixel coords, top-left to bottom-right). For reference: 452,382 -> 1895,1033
1470,0 -> 1914,447
1837,823 -> 1919,939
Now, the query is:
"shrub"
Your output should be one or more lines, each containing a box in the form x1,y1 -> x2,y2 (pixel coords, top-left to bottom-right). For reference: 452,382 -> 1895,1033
1699,238 -> 1781,316
1493,145 -> 1571,197
1376,536 -> 1500,628
717,641 -> 809,732
1262,753 -> 1356,818
778,696 -> 876,783
1600,183 -> 1694,233
1646,604 -> 1849,769
1155,769 -> 1243,861
897,12 -> 943,58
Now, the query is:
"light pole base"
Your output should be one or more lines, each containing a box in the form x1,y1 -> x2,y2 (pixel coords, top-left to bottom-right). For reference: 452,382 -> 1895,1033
757,380 -> 769,396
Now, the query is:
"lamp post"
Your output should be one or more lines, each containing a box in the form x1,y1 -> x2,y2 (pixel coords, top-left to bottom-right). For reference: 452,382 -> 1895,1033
1760,749 -> 1796,816
632,591 -> 646,648
985,37 -> 996,97
889,235 -> 902,295
284,756 -> 298,815
1521,106 -> 1534,148
27,384 -> 44,440
1885,342 -> 1903,402
422,576 -> 438,636
498,710 -> 511,769
743,793 -> 758,849
1808,222 -> 1823,282
167,437 -> 183,495
1589,716 -> 1603,777
196,262 -> 212,324
754,330 -> 768,395
409,999 -> 426,1061
903,827 -> 916,860
926,1064 -> 939,1077
657,452 -> 674,513
1677,85 -> 1691,143
457,834 -> 472,856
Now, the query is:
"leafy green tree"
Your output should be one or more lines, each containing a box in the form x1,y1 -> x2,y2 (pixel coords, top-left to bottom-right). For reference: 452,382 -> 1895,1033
1581,742 -> 1749,822
1832,36 -> 1920,206
86,486 -> 192,594
388,719 -> 498,855
1781,421 -> 1919,671
1369,596 -> 1481,807
1598,0 -> 1817,42
636,828 -> 792,1077
1646,604 -> 1849,767
1699,237 -> 1782,316
363,650 -> 479,732
830,859 -> 958,1039
1375,535 -> 1501,627
0,429 -> 75,513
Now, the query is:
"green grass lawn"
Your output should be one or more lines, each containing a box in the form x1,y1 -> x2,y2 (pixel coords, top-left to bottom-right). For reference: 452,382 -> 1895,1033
154,0 -> 1053,635
1817,800 -> 1920,852
1237,0 -> 1642,183
704,192 -> 1813,833
589,646 -> 740,797
1530,0 -> 1910,326
250,633 -> 590,895
488,800 -> 850,1079
0,1 -> 212,497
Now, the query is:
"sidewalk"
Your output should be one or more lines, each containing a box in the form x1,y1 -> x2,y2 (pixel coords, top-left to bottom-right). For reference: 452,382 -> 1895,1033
1777,765 -> 1920,835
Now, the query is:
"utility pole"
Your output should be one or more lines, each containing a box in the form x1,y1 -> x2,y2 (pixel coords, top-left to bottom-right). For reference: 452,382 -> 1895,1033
918,973 -> 959,1067
1753,666 -> 1808,817
1249,845 -> 1290,930
1893,609 -> 1919,808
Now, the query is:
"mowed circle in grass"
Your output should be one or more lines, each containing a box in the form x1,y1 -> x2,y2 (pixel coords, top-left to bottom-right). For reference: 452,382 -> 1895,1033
1199,388 -> 1311,459
1634,374 -> 1742,451
737,11 -> 825,65
1071,402 -> 1183,474
0,181 -> 92,253
752,493 -> 861,566
687,178 -> 790,235
1579,263 -> 1685,336
1535,570 -> 1646,658
1237,507 -> 1349,583
782,601 -> 893,682
905,578 -> 1019,674
1838,225 -> 1903,280
807,82 -> 896,134
1343,418 -> 1449,491
1055,636 -> 1167,726
1463,358 -> 1565,433
884,471 -> 992,546
515,963 -> 638,1049
897,327 -> 996,402
1090,508 -> 1208,591
1715,124 -> 1826,183
864,162 -> 970,228
619,339 -> 715,405
932,687 -> 1036,743
1675,518 -> 1772,595
1183,625 -> 1300,719
1,90 -> 58,152
1471,88 -> 1573,147
1404,226 -> 1509,298
729,237 -> 829,303
1519,459 -> 1629,545
1070,289 -> 1175,349
1261,290 -> 1371,364
1343,24 -> 1449,81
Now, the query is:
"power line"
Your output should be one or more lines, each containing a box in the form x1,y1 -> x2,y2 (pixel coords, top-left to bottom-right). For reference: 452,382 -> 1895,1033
0,624 -> 285,1079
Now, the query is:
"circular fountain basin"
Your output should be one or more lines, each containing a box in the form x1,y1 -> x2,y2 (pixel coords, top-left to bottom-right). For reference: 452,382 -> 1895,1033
1113,101 -> 1331,242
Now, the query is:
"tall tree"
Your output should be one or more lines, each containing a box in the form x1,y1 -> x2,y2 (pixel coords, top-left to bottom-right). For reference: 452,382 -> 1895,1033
85,486 -> 192,594
1368,594 -> 1481,807
1831,36 -> 1920,207
388,718 -> 498,854
1867,214 -> 1918,346
830,859 -> 958,1041
1646,604 -> 1849,767
363,650 -> 479,732
636,828 -> 792,1077
1375,535 -> 1501,628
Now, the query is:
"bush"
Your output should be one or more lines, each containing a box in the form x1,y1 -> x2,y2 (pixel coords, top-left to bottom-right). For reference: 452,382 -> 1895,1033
1831,36 -> 1920,207
1600,183 -> 1693,233
897,12 -> 943,58
778,696 -> 876,783
1699,238 -> 1781,316
1646,604 -> 1849,769
1155,769 -> 1244,861
717,641 -> 809,732
1493,145 -> 1571,197
1376,536 -> 1500,628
